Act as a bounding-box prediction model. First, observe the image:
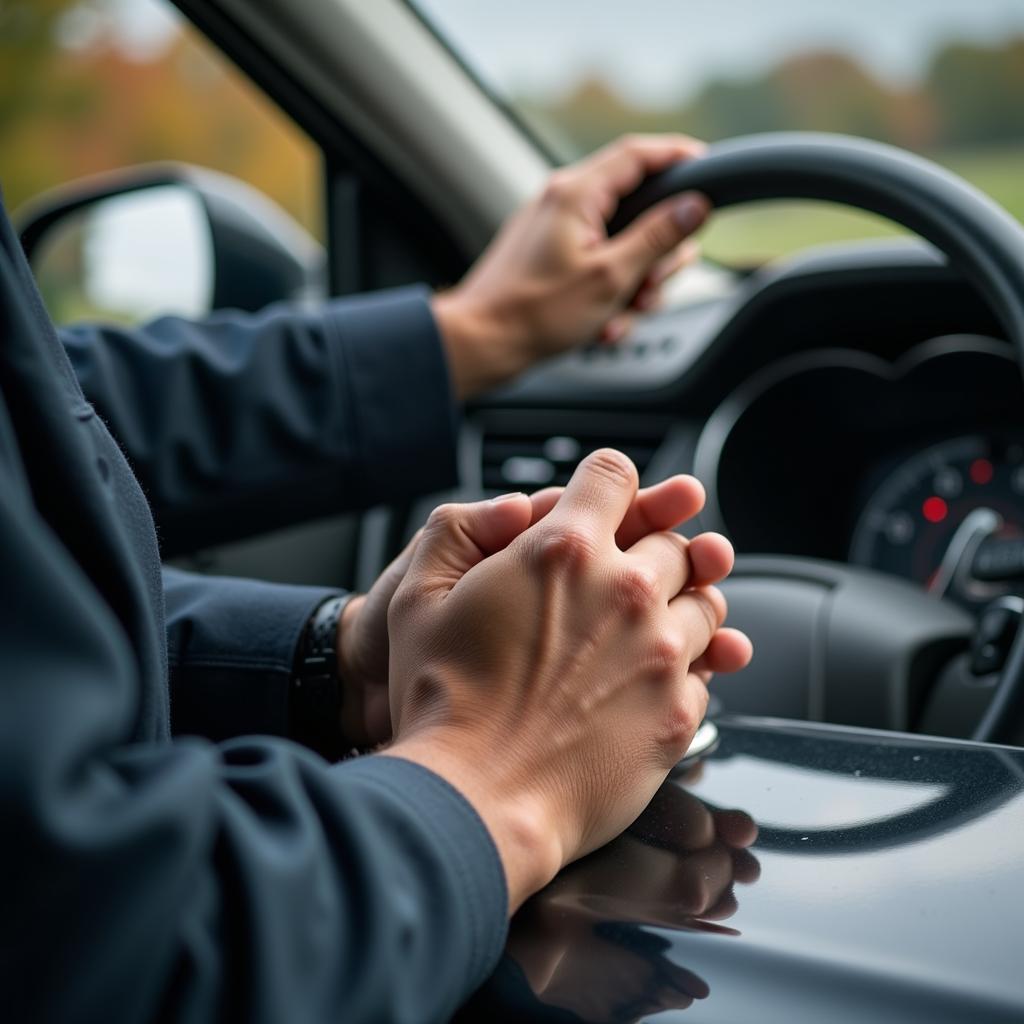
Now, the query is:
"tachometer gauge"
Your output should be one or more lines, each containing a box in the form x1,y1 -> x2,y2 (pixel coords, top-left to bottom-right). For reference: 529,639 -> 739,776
850,435 -> 1024,608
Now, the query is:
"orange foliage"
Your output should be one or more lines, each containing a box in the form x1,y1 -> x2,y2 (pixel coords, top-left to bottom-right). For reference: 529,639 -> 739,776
1,16 -> 321,237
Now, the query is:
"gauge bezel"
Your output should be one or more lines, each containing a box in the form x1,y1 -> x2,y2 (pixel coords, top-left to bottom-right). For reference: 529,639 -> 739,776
693,335 -> 1018,564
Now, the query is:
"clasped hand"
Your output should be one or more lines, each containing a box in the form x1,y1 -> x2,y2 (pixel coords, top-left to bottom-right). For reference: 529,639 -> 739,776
327,133 -> 751,911
359,449 -> 751,910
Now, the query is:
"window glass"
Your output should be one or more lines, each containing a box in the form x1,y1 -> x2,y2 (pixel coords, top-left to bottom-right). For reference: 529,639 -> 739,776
412,0 -> 1024,265
0,0 -> 321,238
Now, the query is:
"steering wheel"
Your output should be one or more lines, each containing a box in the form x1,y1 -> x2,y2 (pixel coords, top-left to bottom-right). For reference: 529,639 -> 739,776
707,719 -> 1024,853
608,132 -> 1024,746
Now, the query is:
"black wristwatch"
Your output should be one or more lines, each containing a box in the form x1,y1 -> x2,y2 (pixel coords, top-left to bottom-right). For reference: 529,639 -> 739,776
289,594 -> 353,760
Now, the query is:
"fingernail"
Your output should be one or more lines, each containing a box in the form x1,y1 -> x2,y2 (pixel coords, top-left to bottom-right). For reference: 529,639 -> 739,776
673,192 -> 709,234
490,491 -> 525,503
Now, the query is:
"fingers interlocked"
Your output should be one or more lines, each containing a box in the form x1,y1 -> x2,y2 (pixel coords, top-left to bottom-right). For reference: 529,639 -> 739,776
523,448 -> 744,683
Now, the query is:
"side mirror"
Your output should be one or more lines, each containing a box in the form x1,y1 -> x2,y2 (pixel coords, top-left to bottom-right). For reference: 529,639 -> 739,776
16,163 -> 325,326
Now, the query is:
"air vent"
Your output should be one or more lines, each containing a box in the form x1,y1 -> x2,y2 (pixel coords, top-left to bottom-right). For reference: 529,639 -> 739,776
479,418 -> 667,491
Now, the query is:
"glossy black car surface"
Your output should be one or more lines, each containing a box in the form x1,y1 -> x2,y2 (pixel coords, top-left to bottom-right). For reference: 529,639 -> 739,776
460,718 -> 1024,1023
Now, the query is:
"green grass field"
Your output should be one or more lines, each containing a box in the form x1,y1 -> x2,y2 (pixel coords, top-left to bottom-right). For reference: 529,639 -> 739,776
699,145 -> 1024,265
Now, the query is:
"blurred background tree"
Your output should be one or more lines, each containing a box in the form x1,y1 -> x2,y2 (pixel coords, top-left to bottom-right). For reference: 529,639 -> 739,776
928,38 -> 1024,148
0,0 -> 320,235
517,32 -> 1024,262
2,0 -> 1023,265
526,38 -> 1024,157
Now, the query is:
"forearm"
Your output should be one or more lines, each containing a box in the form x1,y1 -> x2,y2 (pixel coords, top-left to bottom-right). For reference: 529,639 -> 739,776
6,735 -> 508,1023
2,474 -> 506,1024
63,287 -> 461,554
163,566 -> 339,742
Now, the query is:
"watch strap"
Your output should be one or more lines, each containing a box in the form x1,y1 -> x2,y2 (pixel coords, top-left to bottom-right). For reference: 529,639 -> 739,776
289,594 -> 353,760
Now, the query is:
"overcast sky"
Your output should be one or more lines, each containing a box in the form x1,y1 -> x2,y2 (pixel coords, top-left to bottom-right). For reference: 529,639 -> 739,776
413,0 -> 1024,104
101,0 -> 1024,106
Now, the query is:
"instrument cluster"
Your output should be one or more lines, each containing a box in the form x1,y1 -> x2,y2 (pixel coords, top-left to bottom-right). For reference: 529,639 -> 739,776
694,336 -> 1024,609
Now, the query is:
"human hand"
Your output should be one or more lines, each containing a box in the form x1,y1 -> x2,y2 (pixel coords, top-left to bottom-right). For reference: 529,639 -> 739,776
382,449 -> 752,910
334,542 -> 420,750
433,134 -> 709,398
335,471 -> 726,748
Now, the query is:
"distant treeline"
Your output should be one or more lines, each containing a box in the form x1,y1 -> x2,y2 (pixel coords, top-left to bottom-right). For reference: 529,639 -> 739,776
520,36 -> 1024,155
0,0 -> 320,228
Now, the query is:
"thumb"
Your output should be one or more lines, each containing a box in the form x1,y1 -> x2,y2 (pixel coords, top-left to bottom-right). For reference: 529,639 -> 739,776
607,191 -> 709,292
410,492 -> 534,593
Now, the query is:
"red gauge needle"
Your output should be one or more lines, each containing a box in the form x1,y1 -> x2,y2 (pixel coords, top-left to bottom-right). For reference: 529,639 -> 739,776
928,507 -> 1001,598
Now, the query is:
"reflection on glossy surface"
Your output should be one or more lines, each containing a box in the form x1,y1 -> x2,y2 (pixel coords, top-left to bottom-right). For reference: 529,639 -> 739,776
500,779 -> 757,1022
459,719 -> 1024,1023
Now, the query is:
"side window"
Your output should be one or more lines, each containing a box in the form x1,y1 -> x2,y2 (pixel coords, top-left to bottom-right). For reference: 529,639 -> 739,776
0,0 -> 322,319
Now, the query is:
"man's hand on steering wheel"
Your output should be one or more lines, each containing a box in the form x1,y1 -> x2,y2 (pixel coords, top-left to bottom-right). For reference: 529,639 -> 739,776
433,133 -> 710,398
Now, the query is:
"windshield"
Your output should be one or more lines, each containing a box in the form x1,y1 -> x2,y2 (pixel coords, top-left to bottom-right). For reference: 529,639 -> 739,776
411,0 -> 1024,266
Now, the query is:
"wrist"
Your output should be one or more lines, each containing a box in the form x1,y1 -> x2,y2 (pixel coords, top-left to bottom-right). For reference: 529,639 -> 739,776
335,592 -> 366,687
384,729 -> 564,912
336,593 -> 378,748
432,289 -> 529,400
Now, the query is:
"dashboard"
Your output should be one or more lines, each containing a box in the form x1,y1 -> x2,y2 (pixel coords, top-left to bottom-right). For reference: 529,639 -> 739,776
333,235 -> 1024,746
407,238 -> 1020,620
369,238 -> 1022,628
350,236 -> 1024,740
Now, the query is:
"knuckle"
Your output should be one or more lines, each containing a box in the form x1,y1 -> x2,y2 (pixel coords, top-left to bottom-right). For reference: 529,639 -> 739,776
587,254 -> 628,298
612,566 -> 659,615
388,578 -> 422,622
662,694 -> 701,748
541,170 -> 575,205
532,524 -> 596,571
584,448 -> 638,489
649,633 -> 686,679
426,502 -> 461,534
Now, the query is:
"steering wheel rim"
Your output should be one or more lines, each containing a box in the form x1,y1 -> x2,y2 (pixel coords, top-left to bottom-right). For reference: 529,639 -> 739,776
708,718 -> 1024,853
608,132 -> 1024,745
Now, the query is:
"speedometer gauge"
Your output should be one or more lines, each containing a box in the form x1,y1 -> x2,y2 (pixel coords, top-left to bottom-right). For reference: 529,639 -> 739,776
850,435 -> 1024,608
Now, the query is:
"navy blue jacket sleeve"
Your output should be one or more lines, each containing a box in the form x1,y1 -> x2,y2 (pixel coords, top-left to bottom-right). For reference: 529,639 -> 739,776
0,450 -> 508,1023
60,287 -> 460,555
162,565 -> 341,742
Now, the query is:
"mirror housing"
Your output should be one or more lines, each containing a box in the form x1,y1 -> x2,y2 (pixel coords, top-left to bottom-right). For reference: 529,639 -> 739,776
16,163 -> 324,324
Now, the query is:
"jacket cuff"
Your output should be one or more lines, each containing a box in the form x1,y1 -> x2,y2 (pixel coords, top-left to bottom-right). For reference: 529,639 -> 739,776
164,566 -> 339,741
336,755 -> 509,991
323,286 -> 461,505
